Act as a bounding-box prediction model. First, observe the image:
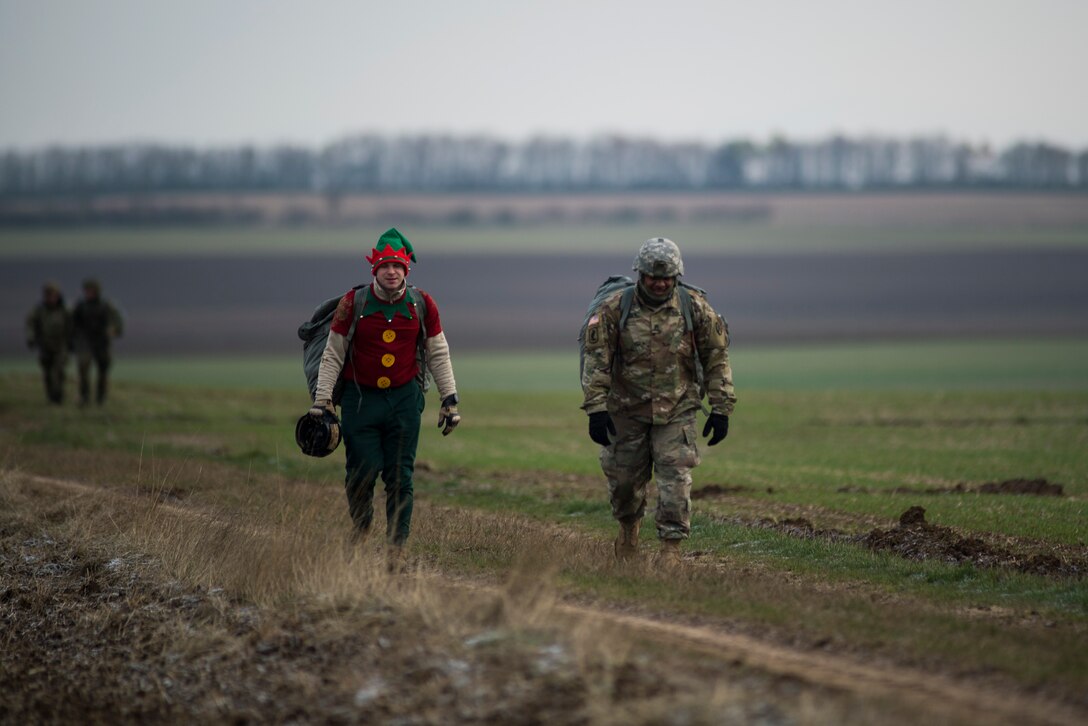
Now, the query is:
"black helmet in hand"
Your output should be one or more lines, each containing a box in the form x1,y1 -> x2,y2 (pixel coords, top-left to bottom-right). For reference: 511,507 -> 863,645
295,409 -> 342,457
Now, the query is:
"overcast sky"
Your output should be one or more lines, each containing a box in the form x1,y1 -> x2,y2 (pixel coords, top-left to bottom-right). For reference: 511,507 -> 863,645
2,0 -> 1085,150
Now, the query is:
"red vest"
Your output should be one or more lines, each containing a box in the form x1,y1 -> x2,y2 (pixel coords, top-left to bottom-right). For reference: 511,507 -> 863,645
330,285 -> 442,390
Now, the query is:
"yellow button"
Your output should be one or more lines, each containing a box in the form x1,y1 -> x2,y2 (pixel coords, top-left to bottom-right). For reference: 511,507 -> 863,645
382,330 -> 396,343
377,376 -> 391,389
381,354 -> 395,367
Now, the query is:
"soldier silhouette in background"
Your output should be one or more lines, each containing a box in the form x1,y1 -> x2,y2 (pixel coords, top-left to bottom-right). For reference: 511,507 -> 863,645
25,281 -> 72,404
71,278 -> 124,407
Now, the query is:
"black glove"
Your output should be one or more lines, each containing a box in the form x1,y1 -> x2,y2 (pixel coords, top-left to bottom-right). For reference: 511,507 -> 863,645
588,411 -> 616,446
702,413 -> 729,446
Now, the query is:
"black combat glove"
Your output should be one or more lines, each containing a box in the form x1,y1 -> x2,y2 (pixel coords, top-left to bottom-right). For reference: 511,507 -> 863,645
702,413 -> 729,446
588,411 -> 616,447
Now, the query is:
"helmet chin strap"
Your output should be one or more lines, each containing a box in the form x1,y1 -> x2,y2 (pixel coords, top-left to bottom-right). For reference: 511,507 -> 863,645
636,278 -> 673,306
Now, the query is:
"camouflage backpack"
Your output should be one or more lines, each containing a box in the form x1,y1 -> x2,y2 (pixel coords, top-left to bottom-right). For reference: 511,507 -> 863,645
578,275 -> 706,394
299,284 -> 430,404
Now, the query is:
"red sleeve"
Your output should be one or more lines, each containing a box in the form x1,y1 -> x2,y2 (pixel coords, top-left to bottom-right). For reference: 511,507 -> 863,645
421,291 -> 443,337
329,290 -> 356,336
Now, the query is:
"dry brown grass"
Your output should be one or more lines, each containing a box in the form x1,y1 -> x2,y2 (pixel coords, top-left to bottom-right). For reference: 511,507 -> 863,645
0,465 -> 946,725
4,425 -> 1088,726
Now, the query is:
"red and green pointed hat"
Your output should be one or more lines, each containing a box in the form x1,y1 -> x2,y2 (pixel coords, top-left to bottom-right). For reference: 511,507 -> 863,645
366,227 -> 416,274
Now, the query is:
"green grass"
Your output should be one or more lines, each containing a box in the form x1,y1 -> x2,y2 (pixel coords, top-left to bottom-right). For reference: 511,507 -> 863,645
4,338 -> 1087,392
4,337 -> 1087,701
2,222 -> 1087,258
3,341 -> 1086,605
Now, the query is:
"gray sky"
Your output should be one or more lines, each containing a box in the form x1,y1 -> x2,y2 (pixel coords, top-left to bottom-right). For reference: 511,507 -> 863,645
2,0 -> 1086,150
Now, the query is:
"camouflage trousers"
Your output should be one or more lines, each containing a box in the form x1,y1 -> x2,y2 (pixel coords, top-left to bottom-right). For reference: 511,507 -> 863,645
38,348 -> 67,404
599,412 -> 700,541
77,344 -> 111,405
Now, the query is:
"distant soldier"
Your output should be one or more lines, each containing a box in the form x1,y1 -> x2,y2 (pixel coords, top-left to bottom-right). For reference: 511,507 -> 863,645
581,238 -> 736,565
25,281 -> 72,404
71,278 -> 124,406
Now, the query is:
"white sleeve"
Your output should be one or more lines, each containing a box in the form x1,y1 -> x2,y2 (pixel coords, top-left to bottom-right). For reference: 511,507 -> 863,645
425,331 -> 457,400
314,330 -> 348,402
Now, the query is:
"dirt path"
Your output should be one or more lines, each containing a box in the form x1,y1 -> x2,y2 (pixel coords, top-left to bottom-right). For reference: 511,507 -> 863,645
549,601 -> 1078,726
13,473 -> 1088,726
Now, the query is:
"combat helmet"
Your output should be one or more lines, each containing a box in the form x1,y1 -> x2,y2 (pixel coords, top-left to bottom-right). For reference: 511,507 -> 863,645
633,237 -> 684,278
295,409 -> 342,457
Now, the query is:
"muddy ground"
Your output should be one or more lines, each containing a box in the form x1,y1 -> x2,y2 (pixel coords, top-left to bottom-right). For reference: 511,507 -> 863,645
3,469 -> 1087,725
693,481 -> 1088,578
0,513 -> 881,725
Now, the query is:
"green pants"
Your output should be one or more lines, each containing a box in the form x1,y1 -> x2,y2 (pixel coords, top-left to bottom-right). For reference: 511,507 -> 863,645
340,381 -> 424,545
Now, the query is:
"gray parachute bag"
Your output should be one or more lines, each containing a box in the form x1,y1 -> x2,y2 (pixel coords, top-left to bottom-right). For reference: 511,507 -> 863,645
298,285 -> 431,405
298,284 -> 367,405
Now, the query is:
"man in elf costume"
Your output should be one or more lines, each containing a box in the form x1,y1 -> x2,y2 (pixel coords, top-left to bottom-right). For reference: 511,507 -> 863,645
309,228 -> 460,551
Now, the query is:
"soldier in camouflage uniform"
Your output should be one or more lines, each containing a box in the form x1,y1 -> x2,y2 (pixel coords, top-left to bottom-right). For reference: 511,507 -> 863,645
25,281 -> 72,404
581,238 -> 735,565
71,278 -> 124,407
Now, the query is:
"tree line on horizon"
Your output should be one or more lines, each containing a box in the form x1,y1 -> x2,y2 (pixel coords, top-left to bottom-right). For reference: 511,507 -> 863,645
2,133 -> 1085,196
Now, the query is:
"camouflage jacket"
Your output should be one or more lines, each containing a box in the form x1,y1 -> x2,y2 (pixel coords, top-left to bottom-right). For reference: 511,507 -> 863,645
26,302 -> 72,353
581,285 -> 735,424
72,298 -> 123,348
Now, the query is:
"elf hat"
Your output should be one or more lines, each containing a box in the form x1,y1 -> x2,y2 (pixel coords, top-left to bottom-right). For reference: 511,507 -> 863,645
366,228 -> 417,275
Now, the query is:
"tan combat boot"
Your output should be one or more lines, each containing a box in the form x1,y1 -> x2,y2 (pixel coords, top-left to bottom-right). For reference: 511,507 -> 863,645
659,539 -> 681,567
614,519 -> 641,562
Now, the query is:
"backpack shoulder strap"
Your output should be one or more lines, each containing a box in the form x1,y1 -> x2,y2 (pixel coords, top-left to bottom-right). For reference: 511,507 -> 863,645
406,285 -> 428,337
618,284 -> 636,330
677,285 -> 695,332
346,284 -> 368,343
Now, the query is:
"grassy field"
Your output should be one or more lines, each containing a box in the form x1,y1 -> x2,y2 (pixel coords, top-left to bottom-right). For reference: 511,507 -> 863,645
4,191 -> 1088,258
3,339 -> 1087,720
5,338 -> 1088,391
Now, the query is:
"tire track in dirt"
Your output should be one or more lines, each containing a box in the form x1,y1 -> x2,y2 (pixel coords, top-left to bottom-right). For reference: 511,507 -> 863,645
18,473 -> 1088,726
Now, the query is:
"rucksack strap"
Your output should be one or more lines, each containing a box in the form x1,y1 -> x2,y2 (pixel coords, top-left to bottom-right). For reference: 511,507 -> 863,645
407,285 -> 430,390
407,286 -> 427,340
618,285 -> 636,330
677,286 -> 695,333
346,284 -> 368,345
678,285 -> 708,410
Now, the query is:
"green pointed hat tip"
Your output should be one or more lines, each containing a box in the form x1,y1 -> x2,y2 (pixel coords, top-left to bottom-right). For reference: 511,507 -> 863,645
377,227 -> 417,262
